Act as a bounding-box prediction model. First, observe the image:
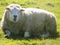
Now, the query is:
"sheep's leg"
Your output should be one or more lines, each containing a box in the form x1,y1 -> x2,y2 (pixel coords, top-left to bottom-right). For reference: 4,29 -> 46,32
24,25 -> 30,38
4,30 -> 11,37
24,20 -> 31,38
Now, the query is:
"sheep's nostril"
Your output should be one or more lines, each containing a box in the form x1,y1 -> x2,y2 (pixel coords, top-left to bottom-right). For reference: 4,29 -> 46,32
14,15 -> 17,18
13,15 -> 17,21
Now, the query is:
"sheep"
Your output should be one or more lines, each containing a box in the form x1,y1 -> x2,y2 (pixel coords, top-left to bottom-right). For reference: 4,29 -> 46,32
1,4 -> 57,38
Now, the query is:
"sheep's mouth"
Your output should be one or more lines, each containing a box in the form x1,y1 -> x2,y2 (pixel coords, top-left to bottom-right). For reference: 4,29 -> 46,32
13,17 -> 17,21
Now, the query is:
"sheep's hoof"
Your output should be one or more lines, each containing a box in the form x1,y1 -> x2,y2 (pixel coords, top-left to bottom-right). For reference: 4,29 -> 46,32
4,30 -> 11,38
4,35 -> 10,38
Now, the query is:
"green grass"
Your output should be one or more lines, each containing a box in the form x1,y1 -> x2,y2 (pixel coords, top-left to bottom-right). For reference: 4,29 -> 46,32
0,0 -> 60,45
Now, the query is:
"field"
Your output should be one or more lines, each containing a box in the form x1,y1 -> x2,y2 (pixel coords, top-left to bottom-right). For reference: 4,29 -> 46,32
0,0 -> 60,45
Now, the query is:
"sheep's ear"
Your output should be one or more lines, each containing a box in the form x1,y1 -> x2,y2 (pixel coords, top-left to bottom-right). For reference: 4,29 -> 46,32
6,8 -> 10,11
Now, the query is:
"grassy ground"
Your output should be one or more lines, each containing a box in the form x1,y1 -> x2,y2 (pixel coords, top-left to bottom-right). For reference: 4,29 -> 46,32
0,0 -> 60,45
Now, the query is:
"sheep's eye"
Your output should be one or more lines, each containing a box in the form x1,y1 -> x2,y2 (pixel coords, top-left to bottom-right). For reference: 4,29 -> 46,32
16,6 -> 20,8
10,6 -> 13,7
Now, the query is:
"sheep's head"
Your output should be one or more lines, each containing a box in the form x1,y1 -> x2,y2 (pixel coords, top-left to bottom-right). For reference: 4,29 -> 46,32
5,4 -> 24,23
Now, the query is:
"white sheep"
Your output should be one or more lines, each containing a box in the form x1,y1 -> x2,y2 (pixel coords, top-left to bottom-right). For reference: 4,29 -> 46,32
1,4 -> 57,38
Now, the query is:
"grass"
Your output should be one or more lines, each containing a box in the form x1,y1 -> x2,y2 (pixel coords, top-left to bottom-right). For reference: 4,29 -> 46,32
0,0 -> 60,45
